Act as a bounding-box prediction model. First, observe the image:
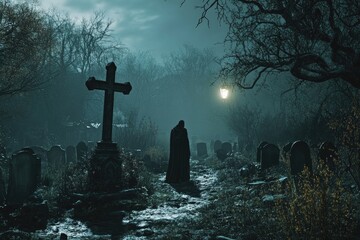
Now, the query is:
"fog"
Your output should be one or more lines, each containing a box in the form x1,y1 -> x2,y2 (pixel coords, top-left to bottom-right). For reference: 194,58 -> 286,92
1,0 -> 353,154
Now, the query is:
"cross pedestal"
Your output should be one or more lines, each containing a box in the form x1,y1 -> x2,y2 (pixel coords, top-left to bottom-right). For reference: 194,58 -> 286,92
85,62 -> 132,191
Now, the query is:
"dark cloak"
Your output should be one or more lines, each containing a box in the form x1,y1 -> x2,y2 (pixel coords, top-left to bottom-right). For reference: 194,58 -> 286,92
165,122 -> 190,183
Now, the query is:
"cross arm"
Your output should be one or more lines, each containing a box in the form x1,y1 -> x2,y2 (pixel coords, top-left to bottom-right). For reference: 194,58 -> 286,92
86,77 -> 132,94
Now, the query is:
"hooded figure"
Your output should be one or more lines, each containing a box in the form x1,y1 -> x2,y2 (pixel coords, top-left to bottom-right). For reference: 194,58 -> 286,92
165,120 -> 190,183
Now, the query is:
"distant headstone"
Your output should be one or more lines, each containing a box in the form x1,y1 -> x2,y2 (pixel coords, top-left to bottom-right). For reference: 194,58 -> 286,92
76,141 -> 88,162
47,146 -> 66,169
290,140 -> 312,175
318,141 -> 338,172
260,143 -> 280,170
30,146 -> 48,173
7,148 -> 41,205
0,167 -> 5,205
66,146 -> 76,163
210,140 -> 214,153
257,141 -> 268,163
196,142 -> 208,158
214,140 -> 222,153
221,142 -> 232,155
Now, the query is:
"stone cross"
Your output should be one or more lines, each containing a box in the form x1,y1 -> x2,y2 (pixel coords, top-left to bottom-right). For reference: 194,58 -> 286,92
86,62 -> 132,143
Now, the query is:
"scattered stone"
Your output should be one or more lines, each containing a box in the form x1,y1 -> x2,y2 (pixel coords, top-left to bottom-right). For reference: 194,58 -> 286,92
216,236 -> 236,240
262,194 -> 287,206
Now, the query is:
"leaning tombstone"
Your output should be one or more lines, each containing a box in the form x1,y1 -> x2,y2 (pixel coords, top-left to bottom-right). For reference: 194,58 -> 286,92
214,140 -> 222,153
196,142 -> 208,158
66,146 -> 76,164
318,141 -> 338,172
76,141 -> 88,162
0,167 -> 5,206
290,140 -> 312,175
7,148 -> 41,205
47,145 -> 66,169
257,141 -> 268,163
260,143 -> 280,170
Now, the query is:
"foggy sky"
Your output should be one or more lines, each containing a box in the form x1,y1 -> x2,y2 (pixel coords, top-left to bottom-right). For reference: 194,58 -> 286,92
39,0 -> 227,60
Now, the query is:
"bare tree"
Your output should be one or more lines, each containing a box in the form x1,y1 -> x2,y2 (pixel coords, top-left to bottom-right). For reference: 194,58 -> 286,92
0,0 -> 53,96
186,0 -> 360,89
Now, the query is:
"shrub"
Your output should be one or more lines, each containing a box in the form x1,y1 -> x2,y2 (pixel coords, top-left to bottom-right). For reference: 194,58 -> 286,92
277,161 -> 357,239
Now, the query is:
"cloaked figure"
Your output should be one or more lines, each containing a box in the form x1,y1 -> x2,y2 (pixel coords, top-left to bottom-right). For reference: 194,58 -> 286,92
165,120 -> 190,183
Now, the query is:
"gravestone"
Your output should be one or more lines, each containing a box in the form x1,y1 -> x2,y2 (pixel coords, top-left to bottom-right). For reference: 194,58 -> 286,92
86,62 -> 132,191
210,140 -> 214,153
47,146 -> 66,169
0,167 -> 5,205
260,143 -> 280,170
318,141 -> 338,172
257,141 -> 268,163
30,146 -> 48,173
196,142 -> 208,158
76,141 -> 88,162
290,140 -> 312,175
7,148 -> 41,205
66,146 -> 76,163
221,142 -> 232,155
214,140 -> 222,153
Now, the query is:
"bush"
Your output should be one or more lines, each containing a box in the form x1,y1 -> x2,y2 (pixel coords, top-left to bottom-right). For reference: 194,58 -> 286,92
277,161 -> 357,239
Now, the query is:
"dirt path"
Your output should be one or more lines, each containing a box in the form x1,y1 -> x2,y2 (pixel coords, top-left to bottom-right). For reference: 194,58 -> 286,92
122,159 -> 218,239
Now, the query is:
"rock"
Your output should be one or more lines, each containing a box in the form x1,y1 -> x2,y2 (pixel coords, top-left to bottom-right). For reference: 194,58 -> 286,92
216,236 -> 236,240
262,194 -> 287,206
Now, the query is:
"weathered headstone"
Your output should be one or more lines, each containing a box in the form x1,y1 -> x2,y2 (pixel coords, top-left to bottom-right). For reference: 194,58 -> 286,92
318,141 -> 338,172
47,146 -> 66,169
196,142 -> 208,158
257,141 -> 268,163
260,143 -> 280,170
221,142 -> 232,155
290,140 -> 312,175
86,62 -> 132,191
66,146 -> 76,163
76,141 -> 88,162
214,140 -> 222,153
7,148 -> 41,205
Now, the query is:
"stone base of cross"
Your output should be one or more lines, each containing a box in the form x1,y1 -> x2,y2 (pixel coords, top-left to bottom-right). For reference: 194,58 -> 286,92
85,62 -> 132,192
88,143 -> 122,191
